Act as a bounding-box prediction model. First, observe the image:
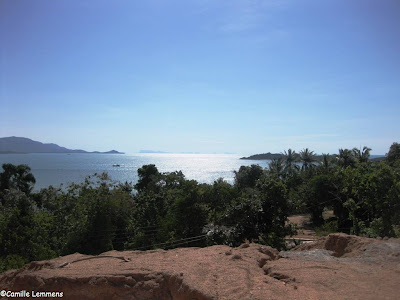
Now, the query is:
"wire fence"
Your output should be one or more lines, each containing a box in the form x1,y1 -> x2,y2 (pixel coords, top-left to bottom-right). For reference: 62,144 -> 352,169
29,221 -> 245,251
130,234 -> 207,251
30,219 -> 358,252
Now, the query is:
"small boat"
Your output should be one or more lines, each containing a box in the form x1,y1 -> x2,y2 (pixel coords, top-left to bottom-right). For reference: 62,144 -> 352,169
112,164 -> 121,167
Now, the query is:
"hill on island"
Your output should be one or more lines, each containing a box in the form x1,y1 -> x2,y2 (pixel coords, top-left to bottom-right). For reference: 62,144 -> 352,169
241,152 -> 385,161
240,152 -> 282,160
0,137 -> 124,154
240,152 -> 338,161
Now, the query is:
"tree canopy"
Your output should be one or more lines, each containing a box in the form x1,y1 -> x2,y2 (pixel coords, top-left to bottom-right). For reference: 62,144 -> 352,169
0,142 -> 399,273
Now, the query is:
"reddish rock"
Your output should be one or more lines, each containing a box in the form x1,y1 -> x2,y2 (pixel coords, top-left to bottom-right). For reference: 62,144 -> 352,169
0,235 -> 399,300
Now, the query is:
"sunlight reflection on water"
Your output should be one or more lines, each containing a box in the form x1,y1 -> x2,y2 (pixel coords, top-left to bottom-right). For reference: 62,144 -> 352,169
0,153 -> 271,190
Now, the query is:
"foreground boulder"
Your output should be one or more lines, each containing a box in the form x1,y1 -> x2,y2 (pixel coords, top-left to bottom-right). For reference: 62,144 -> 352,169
1,234 -> 399,300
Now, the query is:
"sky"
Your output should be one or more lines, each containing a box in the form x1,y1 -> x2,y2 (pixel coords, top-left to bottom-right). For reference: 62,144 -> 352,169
1,0 -> 399,155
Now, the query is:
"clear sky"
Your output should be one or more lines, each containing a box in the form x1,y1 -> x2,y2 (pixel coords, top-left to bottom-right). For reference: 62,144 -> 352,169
1,0 -> 399,155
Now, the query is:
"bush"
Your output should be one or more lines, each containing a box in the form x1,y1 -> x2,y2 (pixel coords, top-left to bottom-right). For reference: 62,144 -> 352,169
0,254 -> 28,273
315,220 -> 339,236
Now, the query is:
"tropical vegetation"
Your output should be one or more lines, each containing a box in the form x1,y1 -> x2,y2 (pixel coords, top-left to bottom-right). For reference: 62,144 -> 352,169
0,143 -> 399,273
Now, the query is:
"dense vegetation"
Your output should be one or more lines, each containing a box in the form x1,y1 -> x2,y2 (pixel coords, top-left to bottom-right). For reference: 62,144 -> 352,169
0,143 -> 399,272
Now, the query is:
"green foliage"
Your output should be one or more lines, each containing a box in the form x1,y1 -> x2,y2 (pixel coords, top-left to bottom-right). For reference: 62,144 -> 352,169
387,142 -> 400,166
234,165 -> 264,190
256,176 -> 292,248
129,166 -> 208,250
0,142 -> 399,272
204,178 -> 237,223
318,153 -> 336,172
214,176 -> 293,250
222,196 -> 263,245
315,220 -> 339,236
301,174 -> 336,226
363,218 -> 386,238
60,174 -> 135,255
0,255 -> 28,273
268,157 -> 284,178
341,162 -> 400,237
0,164 -> 36,196
135,164 -> 161,192
168,180 -> 207,240
299,148 -> 316,171
0,190 -> 36,262
281,149 -> 299,176
337,148 -> 356,168
353,146 -> 371,163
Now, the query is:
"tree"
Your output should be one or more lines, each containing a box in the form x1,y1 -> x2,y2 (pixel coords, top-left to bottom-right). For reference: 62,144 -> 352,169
337,148 -> 356,168
268,157 -> 284,178
0,190 -> 35,271
167,180 -> 207,245
205,178 -> 236,223
363,162 -> 400,237
299,148 -> 316,171
282,149 -> 299,174
387,142 -> 400,166
135,164 -> 161,192
234,165 -> 264,190
162,171 -> 186,189
318,153 -> 335,171
0,164 -> 36,197
222,195 -> 262,246
352,146 -> 371,163
301,174 -> 335,226
340,161 -> 400,237
221,177 -> 292,249
256,176 -> 292,248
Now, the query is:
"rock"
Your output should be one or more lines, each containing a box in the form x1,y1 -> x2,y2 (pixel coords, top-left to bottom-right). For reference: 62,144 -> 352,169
232,254 -> 242,260
0,236 -> 399,299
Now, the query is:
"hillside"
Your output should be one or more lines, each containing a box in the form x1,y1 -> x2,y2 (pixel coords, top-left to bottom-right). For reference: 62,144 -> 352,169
240,152 -> 282,160
0,234 -> 398,300
0,137 -> 123,154
241,152 -> 385,161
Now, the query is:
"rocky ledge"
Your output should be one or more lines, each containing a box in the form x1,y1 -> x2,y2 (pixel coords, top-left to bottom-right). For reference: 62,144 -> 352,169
0,234 -> 399,300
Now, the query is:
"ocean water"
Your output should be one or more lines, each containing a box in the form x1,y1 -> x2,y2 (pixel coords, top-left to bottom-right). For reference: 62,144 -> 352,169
0,153 -> 271,190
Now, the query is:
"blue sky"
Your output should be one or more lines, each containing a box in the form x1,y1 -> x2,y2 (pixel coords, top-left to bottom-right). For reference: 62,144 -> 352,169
1,0 -> 399,155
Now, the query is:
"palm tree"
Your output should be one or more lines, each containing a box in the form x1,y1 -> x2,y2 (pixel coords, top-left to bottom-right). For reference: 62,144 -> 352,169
337,148 -> 355,168
320,153 -> 331,169
281,149 -> 299,173
268,157 -> 284,177
352,146 -> 371,163
299,148 -> 316,171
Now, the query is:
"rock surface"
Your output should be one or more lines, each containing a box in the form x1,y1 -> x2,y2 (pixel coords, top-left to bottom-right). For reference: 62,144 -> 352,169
1,234 -> 399,300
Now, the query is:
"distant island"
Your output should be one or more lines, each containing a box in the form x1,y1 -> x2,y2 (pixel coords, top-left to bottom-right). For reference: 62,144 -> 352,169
0,137 -> 124,154
139,150 -> 169,154
240,152 -> 282,160
241,152 -> 385,161
241,152 -> 339,162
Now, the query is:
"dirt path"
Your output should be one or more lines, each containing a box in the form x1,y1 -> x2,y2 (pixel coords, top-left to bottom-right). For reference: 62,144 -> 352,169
287,214 -> 316,238
287,210 -> 335,240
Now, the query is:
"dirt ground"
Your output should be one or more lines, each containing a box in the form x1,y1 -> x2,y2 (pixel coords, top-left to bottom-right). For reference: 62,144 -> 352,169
287,210 -> 335,240
287,214 -> 316,238
1,233 -> 399,300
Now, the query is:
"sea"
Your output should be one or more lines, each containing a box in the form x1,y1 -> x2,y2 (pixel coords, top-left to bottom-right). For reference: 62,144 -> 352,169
0,153 -> 271,191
